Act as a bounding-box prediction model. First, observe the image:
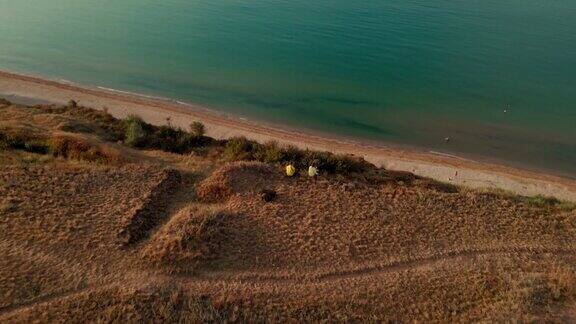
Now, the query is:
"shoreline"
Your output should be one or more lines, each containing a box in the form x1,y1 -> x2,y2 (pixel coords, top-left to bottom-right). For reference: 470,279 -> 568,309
2,69 -> 576,201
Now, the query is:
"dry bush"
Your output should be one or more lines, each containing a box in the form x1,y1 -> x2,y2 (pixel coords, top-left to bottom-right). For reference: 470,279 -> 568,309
417,178 -> 459,193
62,105 -> 124,141
196,163 -> 242,203
196,180 -> 233,203
24,103 -> 122,141
32,104 -> 68,114
55,120 -> 96,134
196,162 -> 277,203
384,170 -> 418,184
48,135 -> 122,164
142,205 -> 228,272
0,126 -> 49,154
0,124 -> 123,165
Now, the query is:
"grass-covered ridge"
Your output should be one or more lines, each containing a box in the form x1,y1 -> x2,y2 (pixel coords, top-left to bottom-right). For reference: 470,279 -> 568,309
1,98 -> 574,209
1,99 -> 373,176
2,98 -> 576,322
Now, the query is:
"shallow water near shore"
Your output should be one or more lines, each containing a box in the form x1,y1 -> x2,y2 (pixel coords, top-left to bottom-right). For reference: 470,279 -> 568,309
0,0 -> 575,176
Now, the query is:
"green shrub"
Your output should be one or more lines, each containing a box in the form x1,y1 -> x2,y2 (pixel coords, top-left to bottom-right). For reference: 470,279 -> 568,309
0,131 -> 49,154
149,126 -> 199,153
222,138 -> 286,163
220,137 -> 373,175
222,137 -> 256,161
331,153 -> 371,174
66,106 -> 374,175
123,115 -> 149,147
282,145 -> 305,165
122,115 -> 207,153
299,150 -> 371,174
521,195 -> 575,211
253,141 -> 284,163
302,150 -> 332,171
190,121 -> 206,138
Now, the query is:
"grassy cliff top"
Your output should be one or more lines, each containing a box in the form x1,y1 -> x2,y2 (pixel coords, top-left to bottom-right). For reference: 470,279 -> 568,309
1,99 -> 575,322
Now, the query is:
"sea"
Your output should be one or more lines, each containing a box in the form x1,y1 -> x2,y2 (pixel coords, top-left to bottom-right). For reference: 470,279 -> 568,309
1,0 -> 575,176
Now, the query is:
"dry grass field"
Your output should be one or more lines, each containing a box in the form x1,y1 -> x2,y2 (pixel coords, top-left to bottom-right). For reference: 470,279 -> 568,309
1,99 -> 576,322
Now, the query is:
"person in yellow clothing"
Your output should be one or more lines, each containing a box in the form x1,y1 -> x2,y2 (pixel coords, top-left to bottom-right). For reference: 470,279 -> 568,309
285,164 -> 296,177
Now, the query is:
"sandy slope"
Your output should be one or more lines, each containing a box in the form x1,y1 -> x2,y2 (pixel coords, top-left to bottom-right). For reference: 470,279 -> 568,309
1,70 -> 576,201
1,159 -> 575,322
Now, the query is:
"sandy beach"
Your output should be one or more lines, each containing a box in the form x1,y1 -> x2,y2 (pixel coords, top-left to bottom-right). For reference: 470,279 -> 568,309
1,69 -> 576,201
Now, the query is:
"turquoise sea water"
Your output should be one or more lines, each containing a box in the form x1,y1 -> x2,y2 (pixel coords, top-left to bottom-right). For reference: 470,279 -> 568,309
1,0 -> 575,175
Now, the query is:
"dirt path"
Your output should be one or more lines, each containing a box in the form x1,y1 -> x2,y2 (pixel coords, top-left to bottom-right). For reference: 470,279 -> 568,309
0,284 -> 100,316
2,246 -> 574,318
187,246 -> 576,284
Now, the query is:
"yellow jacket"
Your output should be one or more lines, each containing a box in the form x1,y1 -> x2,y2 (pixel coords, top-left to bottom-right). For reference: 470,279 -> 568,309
285,164 -> 296,177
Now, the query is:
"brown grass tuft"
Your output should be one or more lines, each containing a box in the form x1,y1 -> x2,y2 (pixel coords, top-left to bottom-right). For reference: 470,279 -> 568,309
196,161 -> 277,203
142,205 -> 228,272
0,125 -> 49,154
418,178 -> 460,193
48,134 -> 122,164
196,178 -> 233,203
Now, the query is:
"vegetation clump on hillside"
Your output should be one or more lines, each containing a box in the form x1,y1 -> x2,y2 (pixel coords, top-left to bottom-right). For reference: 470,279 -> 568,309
1,99 -> 374,176
122,115 -> 215,154
0,127 -> 120,164
48,135 -> 121,164
222,136 -> 373,175
0,129 -> 48,154
142,206 -> 228,272
121,115 -> 373,175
